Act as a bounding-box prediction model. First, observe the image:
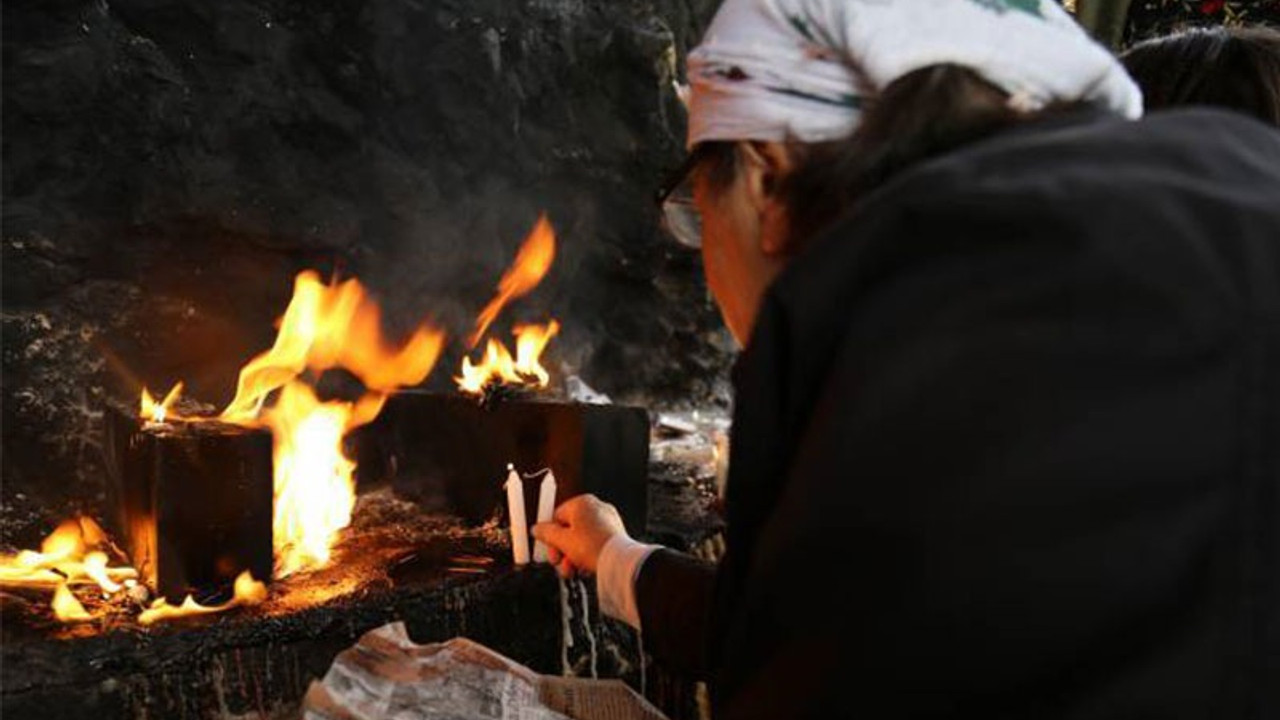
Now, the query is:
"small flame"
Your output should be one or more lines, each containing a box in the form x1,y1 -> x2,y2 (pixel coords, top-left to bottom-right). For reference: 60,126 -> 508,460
469,214 -> 556,348
456,321 -> 560,395
140,381 -> 185,423
137,570 -> 268,626
52,582 -> 92,622
0,517 -> 138,622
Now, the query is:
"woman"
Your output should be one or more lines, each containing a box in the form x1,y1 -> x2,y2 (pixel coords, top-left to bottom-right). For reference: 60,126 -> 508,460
1122,24 -> 1280,125
535,1 -> 1280,716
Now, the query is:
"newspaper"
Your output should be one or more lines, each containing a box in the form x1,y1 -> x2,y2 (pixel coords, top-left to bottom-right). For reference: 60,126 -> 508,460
303,622 -> 667,720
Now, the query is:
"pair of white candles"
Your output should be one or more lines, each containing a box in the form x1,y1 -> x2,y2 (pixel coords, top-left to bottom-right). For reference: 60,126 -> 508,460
505,465 -> 557,565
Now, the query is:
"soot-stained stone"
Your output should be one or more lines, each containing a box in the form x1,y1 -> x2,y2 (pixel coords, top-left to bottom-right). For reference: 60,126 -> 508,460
1,0 -> 729,538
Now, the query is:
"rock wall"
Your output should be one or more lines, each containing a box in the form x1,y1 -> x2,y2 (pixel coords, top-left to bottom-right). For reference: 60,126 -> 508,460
2,0 -> 729,540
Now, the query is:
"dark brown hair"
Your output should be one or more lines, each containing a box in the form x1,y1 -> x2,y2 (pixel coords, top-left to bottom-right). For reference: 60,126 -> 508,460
1121,25 -> 1280,125
698,64 -> 1088,250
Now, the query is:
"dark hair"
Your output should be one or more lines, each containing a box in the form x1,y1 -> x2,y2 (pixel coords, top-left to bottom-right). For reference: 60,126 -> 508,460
1121,25 -> 1280,125
698,64 -> 1088,250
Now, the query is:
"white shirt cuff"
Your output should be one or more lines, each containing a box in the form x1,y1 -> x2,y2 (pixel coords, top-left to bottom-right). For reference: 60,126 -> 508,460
595,534 -> 660,629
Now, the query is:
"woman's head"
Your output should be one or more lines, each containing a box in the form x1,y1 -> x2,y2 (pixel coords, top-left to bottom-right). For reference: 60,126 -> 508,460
1121,25 -> 1280,126
675,0 -> 1140,344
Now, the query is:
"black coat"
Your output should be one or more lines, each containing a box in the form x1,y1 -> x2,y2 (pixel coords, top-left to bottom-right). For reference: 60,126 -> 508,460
636,108 -> 1280,718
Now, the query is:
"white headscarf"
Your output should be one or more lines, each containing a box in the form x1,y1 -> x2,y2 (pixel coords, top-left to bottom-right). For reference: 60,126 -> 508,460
686,0 -> 1143,147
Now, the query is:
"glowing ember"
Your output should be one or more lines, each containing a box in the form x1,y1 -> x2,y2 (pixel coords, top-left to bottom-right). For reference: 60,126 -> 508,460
468,214 -> 557,348
457,321 -> 561,395
137,570 -> 267,626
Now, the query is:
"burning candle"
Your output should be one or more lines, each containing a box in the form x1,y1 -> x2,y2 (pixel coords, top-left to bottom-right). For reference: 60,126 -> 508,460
505,464 -> 530,565
532,471 -> 557,562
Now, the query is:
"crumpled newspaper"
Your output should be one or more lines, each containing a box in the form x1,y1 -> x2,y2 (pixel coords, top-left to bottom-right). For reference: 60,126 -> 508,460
303,622 -> 666,720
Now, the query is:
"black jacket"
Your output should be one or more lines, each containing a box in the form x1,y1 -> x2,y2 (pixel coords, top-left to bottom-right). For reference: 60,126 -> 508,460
636,109 -> 1280,718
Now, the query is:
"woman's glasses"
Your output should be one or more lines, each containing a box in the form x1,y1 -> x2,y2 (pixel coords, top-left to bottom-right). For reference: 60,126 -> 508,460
655,150 -> 705,249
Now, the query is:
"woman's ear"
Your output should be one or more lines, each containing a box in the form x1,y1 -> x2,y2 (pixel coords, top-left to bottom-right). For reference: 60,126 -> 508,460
738,140 -> 796,255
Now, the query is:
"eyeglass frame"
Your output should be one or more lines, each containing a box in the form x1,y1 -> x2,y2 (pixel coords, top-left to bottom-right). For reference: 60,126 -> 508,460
654,146 -> 710,249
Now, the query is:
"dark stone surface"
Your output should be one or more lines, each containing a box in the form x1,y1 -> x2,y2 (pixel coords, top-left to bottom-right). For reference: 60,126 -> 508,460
0,471 -> 720,720
1124,0 -> 1280,44
1,564 -> 614,719
1,0 -> 731,542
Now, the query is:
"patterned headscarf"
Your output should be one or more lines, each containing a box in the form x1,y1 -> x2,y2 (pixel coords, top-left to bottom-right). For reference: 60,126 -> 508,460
686,0 -> 1143,147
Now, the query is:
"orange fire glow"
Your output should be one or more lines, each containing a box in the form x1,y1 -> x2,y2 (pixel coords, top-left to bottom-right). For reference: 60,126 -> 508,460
468,214 -> 556,348
137,570 -> 268,626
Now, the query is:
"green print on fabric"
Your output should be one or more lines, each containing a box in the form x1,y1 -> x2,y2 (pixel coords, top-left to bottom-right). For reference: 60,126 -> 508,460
787,13 -> 817,42
968,0 -> 1046,19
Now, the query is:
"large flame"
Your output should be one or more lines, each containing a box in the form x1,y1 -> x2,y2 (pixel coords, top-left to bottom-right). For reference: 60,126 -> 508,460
221,271 -> 444,425
457,321 -> 560,395
468,214 -> 556,348
129,271 -> 443,589
137,570 -> 267,626
267,383 -> 361,577
218,271 -> 443,576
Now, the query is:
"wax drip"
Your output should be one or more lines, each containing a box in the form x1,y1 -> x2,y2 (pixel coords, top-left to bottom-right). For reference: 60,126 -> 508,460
576,576 -> 599,679
637,626 -> 647,697
558,575 -> 575,675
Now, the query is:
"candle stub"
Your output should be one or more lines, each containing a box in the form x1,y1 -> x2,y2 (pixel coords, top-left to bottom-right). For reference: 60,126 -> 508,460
505,464 -> 530,565
532,471 -> 557,562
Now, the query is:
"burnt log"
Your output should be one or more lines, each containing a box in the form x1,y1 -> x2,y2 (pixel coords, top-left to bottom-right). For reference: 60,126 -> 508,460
365,392 -> 650,532
103,410 -> 274,603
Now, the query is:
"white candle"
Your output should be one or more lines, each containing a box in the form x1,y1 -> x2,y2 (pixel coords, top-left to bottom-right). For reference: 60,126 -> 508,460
532,471 -> 557,562
505,464 -> 530,565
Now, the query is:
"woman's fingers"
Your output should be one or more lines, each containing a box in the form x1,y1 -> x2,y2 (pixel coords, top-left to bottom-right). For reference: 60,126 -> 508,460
532,494 -> 627,575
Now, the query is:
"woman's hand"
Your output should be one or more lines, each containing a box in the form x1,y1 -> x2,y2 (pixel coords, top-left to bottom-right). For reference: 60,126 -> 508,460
531,494 -> 627,578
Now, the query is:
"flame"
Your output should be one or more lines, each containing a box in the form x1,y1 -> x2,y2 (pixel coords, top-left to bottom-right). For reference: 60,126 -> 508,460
213,271 -> 444,576
221,272 -> 444,425
138,271 -> 442,577
266,383 -> 360,576
137,570 -> 267,626
0,517 -> 138,622
53,582 -> 92,622
468,214 -> 556,347
0,517 -> 136,589
457,321 -> 560,395
140,381 -> 185,423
